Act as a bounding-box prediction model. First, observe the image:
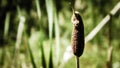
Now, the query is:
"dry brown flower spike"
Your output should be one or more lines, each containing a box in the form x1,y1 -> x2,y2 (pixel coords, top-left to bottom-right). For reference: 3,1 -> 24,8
71,11 -> 84,57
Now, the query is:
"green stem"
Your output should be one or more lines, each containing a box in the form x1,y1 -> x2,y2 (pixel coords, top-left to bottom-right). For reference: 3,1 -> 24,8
76,56 -> 79,68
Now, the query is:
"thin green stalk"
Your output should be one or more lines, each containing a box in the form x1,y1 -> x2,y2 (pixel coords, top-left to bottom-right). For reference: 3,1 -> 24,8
76,56 -> 79,68
24,33 -> 36,68
17,6 -> 21,18
35,0 -> 41,19
4,12 -> 10,40
49,49 -> 53,68
40,43 -> 46,68
54,9 -> 60,66
0,12 -> 10,67
35,1 -> 46,67
45,0 -> 54,68
27,39 -> 36,68
13,6 -> 25,66
14,16 -> 25,55
45,0 -> 53,40
39,30 -> 47,68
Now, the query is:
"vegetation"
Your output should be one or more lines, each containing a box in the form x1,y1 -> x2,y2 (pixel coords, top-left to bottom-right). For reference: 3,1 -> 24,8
0,0 -> 120,68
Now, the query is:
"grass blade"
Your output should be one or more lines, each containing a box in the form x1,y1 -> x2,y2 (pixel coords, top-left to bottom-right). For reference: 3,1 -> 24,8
35,0 -> 41,19
13,6 -> 25,67
1,12 -> 10,68
4,12 -> 10,40
45,0 -> 54,68
40,43 -> 46,68
26,36 -> 36,68
54,9 -> 60,66
39,30 -> 46,68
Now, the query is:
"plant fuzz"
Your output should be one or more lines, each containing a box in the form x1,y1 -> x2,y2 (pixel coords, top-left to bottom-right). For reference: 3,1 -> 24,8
71,11 -> 84,57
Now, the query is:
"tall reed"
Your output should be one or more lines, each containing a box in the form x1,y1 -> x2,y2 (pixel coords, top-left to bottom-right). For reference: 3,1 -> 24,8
54,7 -> 60,67
0,12 -> 10,68
45,0 -> 54,67
71,11 -> 84,68
24,33 -> 36,68
35,0 -> 47,67
13,6 -> 25,67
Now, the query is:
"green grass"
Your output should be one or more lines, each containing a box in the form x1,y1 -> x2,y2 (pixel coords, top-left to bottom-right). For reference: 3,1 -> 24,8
45,0 -> 54,68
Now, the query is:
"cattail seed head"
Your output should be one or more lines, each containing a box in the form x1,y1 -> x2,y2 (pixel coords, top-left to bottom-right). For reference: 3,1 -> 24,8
71,11 -> 84,57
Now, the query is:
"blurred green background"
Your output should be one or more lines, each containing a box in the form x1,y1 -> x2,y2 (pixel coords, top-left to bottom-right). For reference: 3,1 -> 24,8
0,0 -> 120,68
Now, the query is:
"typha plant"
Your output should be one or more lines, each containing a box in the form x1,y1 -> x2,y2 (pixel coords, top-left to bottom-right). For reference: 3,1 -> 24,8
71,9 -> 84,68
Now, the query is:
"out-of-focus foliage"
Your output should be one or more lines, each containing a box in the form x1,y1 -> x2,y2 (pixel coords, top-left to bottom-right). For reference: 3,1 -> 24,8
0,0 -> 120,68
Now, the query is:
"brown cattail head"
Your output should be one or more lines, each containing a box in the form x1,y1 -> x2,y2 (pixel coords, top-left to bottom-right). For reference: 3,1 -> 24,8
71,11 -> 84,57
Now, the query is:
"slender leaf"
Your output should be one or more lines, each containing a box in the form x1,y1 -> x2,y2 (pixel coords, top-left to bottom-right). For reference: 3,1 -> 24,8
45,0 -> 54,68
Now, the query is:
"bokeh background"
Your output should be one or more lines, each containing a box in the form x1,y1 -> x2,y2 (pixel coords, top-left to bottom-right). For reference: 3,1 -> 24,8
0,0 -> 120,68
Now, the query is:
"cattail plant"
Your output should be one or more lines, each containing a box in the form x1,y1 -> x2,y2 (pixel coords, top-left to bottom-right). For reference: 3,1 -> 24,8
71,10 -> 84,68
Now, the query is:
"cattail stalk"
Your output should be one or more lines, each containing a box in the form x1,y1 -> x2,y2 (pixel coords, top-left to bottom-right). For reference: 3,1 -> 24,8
71,10 -> 84,68
76,56 -> 79,68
